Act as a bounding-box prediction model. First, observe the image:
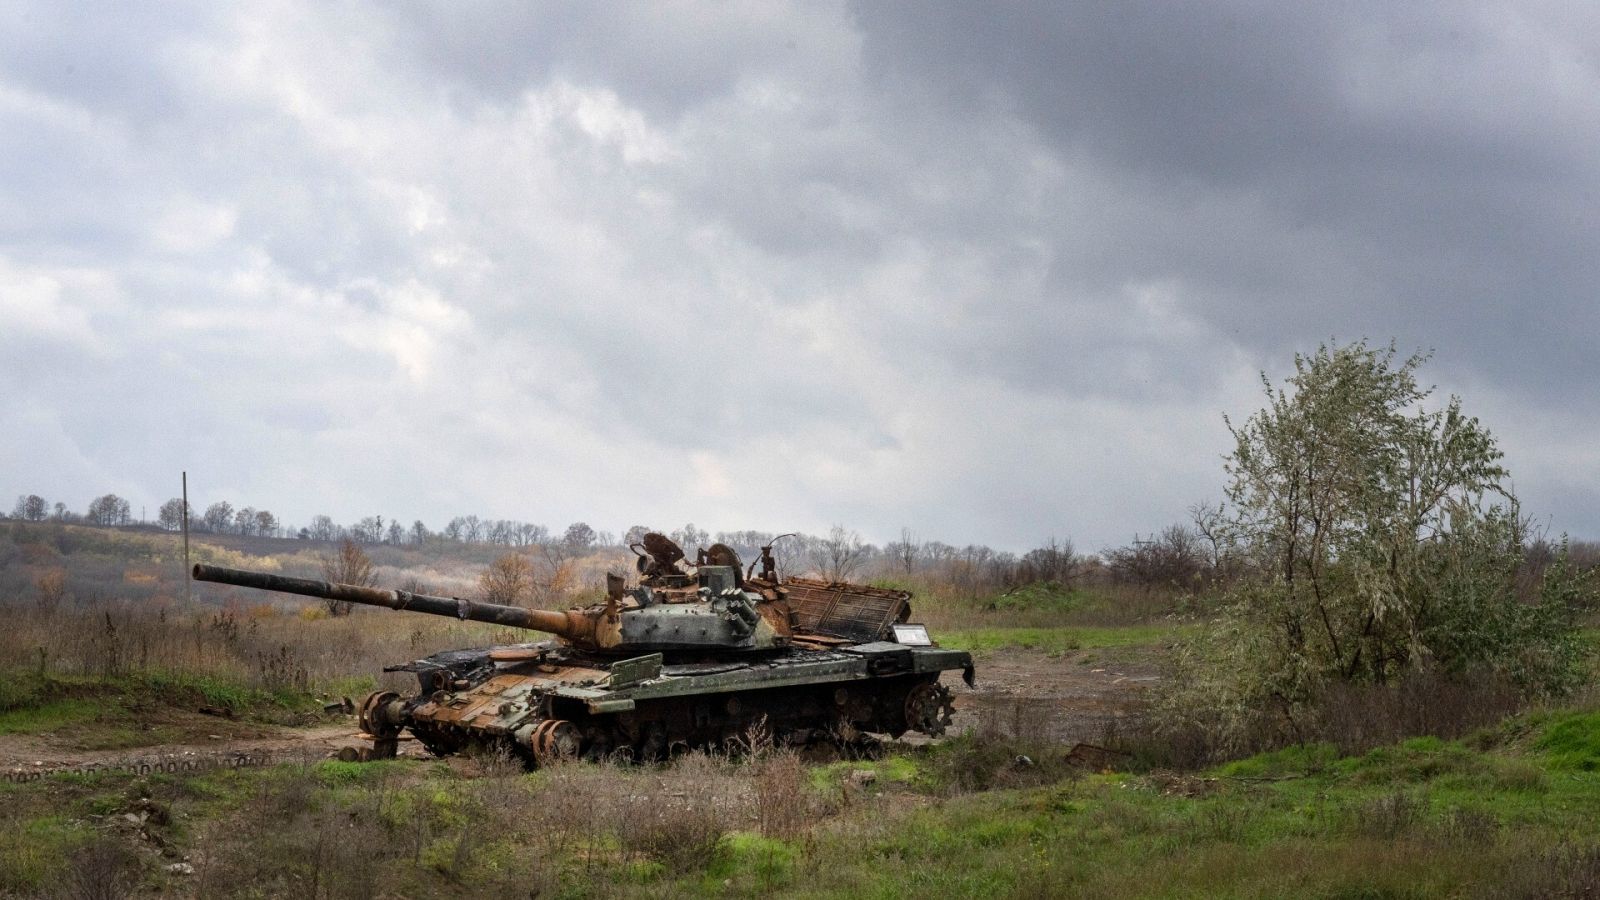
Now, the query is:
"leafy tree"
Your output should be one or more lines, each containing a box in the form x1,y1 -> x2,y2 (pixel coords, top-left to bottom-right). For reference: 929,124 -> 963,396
234,506 -> 257,536
254,510 -> 278,537
319,539 -> 376,616
1165,341 -> 1588,752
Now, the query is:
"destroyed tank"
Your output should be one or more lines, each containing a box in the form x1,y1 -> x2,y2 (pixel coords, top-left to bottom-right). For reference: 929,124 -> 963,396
192,533 -> 973,765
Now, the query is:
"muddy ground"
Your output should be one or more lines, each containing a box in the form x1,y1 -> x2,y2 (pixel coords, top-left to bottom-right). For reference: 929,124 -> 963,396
946,644 -> 1162,745
0,646 -> 1162,773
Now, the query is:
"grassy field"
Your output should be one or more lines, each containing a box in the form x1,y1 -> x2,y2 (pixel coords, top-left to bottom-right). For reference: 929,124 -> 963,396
0,669 -> 347,751
3,705 -> 1598,898
940,623 -> 1196,656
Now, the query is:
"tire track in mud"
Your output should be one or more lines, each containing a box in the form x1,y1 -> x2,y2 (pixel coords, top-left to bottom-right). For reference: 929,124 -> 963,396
0,723 -> 378,781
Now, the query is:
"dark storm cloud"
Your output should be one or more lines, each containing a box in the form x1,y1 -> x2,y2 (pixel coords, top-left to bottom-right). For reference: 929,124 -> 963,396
1,2 -> 1595,549
854,1 -> 1600,398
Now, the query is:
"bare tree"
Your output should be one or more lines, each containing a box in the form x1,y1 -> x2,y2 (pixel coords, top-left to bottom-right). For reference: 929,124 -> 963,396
35,568 -> 68,612
157,498 -> 190,531
811,525 -> 869,582
13,494 -> 47,521
319,539 -> 376,616
562,521 -> 596,551
480,552 -> 536,606
202,501 -> 234,534
770,533 -> 805,580
886,527 -> 922,574
670,523 -> 709,554
1104,525 -> 1205,590
255,509 -> 278,537
87,494 -> 131,526
531,542 -> 577,606
1187,500 -> 1236,578
1019,536 -> 1081,586
308,514 -> 340,542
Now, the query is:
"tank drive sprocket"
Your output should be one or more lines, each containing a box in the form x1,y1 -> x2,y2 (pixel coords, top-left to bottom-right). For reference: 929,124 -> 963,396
904,681 -> 956,736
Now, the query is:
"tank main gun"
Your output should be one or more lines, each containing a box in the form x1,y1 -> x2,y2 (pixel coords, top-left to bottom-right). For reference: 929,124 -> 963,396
192,563 -> 605,641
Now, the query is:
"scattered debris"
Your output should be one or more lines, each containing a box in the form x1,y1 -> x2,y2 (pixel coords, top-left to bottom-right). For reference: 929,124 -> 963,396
845,769 -> 878,789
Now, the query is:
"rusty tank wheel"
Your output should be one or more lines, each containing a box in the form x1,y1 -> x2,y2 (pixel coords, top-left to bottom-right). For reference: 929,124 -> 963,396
904,682 -> 955,737
527,719 -> 581,765
358,691 -> 405,759
358,691 -> 402,735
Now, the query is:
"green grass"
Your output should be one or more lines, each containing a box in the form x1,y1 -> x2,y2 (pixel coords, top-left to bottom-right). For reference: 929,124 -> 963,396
941,624 -> 1195,655
5,705 -> 1600,897
0,698 -> 102,735
0,669 -> 338,749
1535,710 -> 1600,771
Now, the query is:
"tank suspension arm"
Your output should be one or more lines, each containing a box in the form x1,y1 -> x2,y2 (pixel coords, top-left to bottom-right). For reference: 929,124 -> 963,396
191,563 -> 590,638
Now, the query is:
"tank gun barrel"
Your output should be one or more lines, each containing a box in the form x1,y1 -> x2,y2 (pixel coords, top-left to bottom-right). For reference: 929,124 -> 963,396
191,564 -> 594,640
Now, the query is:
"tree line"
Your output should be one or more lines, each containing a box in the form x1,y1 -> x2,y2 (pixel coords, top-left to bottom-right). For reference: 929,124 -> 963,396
9,488 -> 1238,599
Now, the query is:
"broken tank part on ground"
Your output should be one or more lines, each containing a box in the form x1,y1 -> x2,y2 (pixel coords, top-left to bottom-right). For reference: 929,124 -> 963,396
192,533 -> 974,766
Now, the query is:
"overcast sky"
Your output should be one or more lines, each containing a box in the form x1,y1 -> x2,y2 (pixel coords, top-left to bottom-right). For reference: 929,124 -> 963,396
1,2 -> 1595,551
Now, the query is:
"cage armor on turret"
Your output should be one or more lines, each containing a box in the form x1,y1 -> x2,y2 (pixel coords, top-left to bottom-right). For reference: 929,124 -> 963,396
191,532 -> 973,766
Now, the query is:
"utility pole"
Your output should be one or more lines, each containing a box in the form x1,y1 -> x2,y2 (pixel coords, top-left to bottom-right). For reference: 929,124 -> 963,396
182,471 -> 191,605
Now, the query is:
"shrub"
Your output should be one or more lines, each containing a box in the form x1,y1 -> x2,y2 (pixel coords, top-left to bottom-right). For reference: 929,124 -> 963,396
1157,341 -> 1594,760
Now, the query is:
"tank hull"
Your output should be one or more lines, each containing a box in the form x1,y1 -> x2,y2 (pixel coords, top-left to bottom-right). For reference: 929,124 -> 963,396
368,641 -> 973,763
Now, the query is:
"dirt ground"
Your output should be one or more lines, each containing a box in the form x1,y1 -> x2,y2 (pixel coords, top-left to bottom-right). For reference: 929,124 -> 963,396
0,722 -> 375,773
0,645 -> 1162,772
945,644 -> 1164,745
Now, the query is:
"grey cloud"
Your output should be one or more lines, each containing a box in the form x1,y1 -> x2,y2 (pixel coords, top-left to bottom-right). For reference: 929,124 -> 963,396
854,1 -> 1600,400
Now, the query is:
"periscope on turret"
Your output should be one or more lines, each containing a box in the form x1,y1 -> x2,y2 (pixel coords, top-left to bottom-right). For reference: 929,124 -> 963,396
191,533 -> 974,766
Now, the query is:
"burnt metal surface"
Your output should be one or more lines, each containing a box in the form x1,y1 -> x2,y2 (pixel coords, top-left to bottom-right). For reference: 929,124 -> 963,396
782,578 -> 911,643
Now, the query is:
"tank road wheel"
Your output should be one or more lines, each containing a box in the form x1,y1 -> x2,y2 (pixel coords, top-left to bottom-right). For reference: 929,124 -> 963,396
358,691 -> 405,759
527,720 -> 581,765
904,682 -> 956,737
